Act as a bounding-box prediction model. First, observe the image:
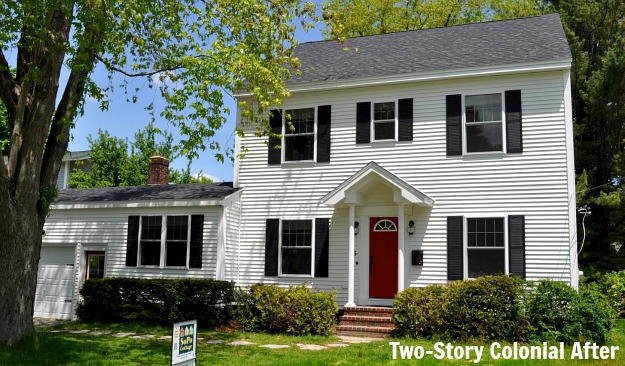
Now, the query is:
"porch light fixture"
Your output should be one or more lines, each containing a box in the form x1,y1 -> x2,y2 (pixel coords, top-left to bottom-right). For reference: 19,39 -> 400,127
406,220 -> 416,235
354,221 -> 359,235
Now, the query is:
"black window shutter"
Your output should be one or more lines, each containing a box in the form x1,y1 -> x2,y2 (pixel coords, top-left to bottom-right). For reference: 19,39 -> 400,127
447,216 -> 463,280
268,109 -> 282,165
189,215 -> 204,268
317,105 -> 331,163
264,219 -> 280,276
356,102 -> 371,144
125,216 -> 140,267
446,95 -> 462,156
314,218 -> 330,277
505,90 -> 523,153
508,215 -> 526,279
398,98 -> 413,141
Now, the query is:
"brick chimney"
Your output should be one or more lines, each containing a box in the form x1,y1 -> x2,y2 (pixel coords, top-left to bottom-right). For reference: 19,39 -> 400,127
147,155 -> 169,185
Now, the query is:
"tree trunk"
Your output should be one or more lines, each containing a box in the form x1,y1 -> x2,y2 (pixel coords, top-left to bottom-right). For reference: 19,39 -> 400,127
0,202 -> 44,345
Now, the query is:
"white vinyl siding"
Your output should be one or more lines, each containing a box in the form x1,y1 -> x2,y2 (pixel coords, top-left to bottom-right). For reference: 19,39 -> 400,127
235,70 -> 575,302
44,206 -> 221,279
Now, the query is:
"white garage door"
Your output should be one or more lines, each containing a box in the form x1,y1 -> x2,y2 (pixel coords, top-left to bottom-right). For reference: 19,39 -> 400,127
34,246 -> 76,319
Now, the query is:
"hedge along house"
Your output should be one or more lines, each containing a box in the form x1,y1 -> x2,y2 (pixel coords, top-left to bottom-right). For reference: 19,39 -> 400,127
38,156 -> 242,319
233,14 -> 578,308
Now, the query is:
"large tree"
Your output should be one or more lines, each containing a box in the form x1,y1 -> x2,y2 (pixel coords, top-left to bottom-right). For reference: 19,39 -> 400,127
322,0 -> 549,40
0,0 -> 315,345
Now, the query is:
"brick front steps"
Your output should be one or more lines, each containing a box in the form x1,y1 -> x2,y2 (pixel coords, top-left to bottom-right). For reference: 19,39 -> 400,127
335,306 -> 395,338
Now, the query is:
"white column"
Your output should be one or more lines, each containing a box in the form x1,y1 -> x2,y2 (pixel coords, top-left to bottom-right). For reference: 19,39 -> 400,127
397,203 -> 405,292
346,204 -> 356,307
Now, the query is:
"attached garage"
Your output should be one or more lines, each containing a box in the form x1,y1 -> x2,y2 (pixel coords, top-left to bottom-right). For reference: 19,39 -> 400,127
34,246 -> 77,319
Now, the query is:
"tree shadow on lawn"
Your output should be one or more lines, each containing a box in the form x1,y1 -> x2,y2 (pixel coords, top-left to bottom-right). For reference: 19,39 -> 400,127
0,333 -> 171,366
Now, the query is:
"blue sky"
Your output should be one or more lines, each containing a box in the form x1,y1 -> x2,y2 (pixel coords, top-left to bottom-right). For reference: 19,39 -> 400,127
69,15 -> 325,183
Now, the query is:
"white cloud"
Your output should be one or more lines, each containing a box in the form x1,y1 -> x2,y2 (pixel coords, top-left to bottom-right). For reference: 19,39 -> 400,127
195,172 -> 223,182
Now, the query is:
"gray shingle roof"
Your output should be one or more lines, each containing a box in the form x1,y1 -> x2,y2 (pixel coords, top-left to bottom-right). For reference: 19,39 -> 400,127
54,182 -> 238,203
288,14 -> 570,85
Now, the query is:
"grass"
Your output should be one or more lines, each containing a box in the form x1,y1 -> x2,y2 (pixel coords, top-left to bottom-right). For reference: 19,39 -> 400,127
1,320 -> 624,365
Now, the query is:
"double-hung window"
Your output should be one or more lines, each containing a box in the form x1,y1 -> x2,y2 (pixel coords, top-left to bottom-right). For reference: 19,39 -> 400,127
465,93 -> 503,153
280,220 -> 313,275
284,108 -> 315,162
466,217 -> 506,278
139,215 -> 190,267
372,102 -> 396,141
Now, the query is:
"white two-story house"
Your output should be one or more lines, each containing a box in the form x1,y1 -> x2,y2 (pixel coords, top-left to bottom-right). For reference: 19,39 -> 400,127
233,13 -> 577,307
40,14 -> 577,320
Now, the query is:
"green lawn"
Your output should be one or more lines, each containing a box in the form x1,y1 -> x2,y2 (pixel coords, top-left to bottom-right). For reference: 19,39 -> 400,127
1,321 -> 623,365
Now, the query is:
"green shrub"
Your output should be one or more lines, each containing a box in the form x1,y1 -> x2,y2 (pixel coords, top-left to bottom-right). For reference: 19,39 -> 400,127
393,275 -> 528,342
392,285 -> 448,338
526,280 -> 613,344
444,275 -> 529,342
76,278 -> 234,328
392,276 -> 612,344
236,284 -> 337,336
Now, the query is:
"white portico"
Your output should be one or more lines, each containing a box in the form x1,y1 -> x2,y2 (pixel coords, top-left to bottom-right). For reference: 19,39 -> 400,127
321,162 -> 434,307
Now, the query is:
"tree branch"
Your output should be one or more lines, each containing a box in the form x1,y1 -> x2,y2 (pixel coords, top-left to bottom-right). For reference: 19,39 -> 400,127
95,54 -> 184,77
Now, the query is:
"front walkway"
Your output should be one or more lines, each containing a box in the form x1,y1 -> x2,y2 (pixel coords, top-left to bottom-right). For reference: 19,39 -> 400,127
42,325 -> 380,350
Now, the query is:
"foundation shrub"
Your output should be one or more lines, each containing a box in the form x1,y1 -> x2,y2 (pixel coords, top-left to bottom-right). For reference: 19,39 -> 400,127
391,285 -> 448,338
236,284 -> 337,336
393,275 -> 528,341
444,275 -> 528,341
76,278 -> 234,327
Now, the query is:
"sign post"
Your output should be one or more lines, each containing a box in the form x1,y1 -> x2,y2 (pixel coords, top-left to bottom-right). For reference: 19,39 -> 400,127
171,320 -> 197,366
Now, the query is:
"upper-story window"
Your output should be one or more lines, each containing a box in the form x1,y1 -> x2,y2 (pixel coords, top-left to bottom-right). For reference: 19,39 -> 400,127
284,108 -> 315,162
139,215 -> 190,268
373,102 -> 396,141
446,90 -> 522,157
268,105 -> 331,165
465,94 -> 503,153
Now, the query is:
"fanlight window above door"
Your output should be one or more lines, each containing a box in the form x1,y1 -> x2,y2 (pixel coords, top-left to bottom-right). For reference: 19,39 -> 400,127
373,219 -> 397,232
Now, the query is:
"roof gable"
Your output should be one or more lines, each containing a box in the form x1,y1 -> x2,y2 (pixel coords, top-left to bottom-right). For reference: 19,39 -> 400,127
322,162 -> 434,207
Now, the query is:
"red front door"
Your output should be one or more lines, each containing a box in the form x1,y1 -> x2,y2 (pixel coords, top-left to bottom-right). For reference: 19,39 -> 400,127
369,217 -> 398,299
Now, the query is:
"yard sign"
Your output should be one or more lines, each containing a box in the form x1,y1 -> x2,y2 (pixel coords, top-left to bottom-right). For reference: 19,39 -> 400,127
171,319 -> 197,366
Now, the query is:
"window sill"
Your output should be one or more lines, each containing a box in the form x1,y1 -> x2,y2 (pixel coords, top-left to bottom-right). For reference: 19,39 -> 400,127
136,266 -> 190,270
280,161 -> 317,168
278,274 -> 314,278
461,151 -> 507,160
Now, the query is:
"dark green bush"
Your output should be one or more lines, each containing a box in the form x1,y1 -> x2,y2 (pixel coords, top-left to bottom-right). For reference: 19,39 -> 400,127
392,276 -> 612,343
392,275 -> 528,341
526,280 -> 613,344
236,284 -> 337,336
76,278 -> 234,328
392,285 -> 448,338
444,275 -> 528,341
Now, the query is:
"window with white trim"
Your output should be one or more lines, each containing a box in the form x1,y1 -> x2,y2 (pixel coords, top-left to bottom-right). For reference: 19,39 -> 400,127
139,215 -> 190,267
465,94 -> 503,153
373,102 -> 396,141
284,108 -> 315,161
466,217 -> 506,278
280,219 -> 313,275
